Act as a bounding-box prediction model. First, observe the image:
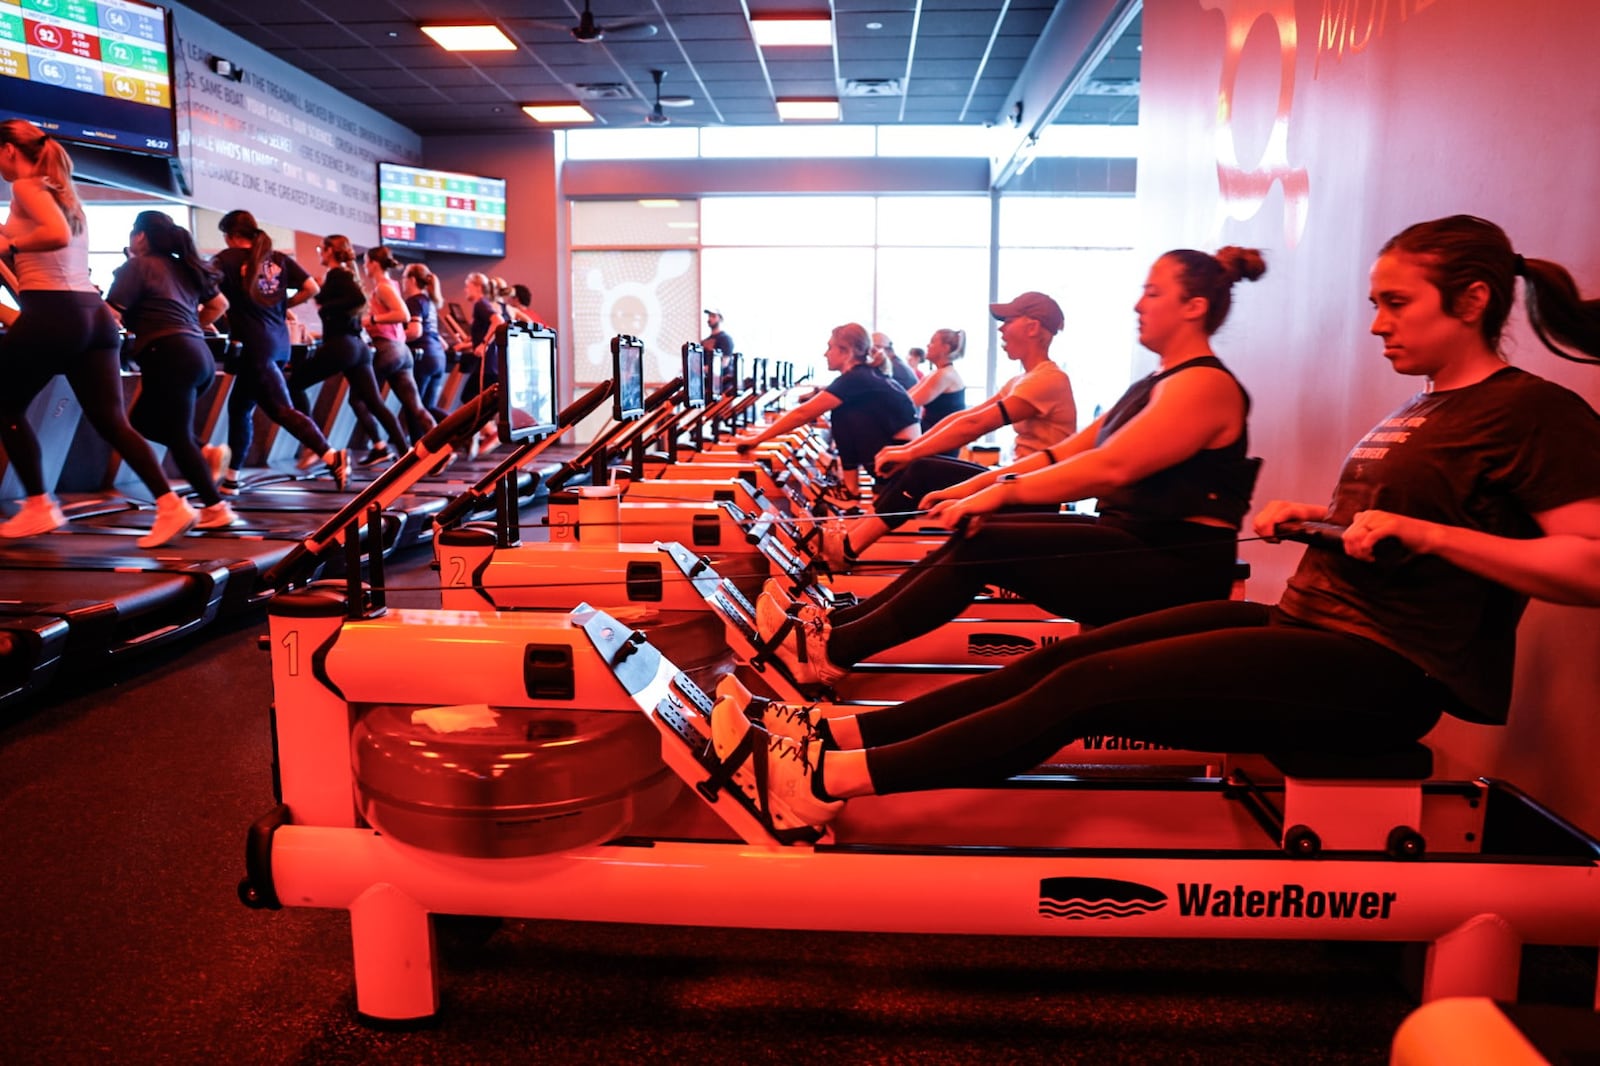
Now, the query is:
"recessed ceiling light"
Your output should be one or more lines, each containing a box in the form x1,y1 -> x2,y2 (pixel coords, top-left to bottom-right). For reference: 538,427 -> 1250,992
776,98 -> 840,121
666,221 -> 700,229
638,199 -> 680,208
866,21 -> 883,30
420,24 -> 516,51
521,104 -> 595,123
751,17 -> 833,47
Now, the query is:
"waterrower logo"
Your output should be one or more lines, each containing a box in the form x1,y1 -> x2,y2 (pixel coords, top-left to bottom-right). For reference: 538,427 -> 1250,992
966,632 -> 1037,658
1038,878 -> 1399,921
1039,877 -> 1167,919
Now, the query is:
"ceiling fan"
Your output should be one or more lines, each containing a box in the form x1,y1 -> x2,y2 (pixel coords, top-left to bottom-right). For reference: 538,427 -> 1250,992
526,1 -> 658,43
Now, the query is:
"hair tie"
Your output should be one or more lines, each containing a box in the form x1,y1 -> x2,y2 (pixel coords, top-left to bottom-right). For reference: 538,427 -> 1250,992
1513,253 -> 1527,277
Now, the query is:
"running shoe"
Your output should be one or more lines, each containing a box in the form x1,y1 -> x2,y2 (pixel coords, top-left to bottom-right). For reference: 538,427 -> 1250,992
196,501 -> 243,529
218,477 -> 244,497
754,586 -> 846,686
138,495 -> 199,548
327,449 -> 350,491
709,684 -> 842,836
0,497 -> 65,538
358,443 -> 393,468
714,675 -> 822,742
202,443 -> 230,485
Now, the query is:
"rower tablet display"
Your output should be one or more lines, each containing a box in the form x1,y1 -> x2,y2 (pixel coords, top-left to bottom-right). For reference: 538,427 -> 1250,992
681,342 -> 707,409
495,322 -> 558,442
611,335 -> 646,422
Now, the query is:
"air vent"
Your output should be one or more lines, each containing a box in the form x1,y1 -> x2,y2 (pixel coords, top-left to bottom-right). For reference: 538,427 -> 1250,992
842,78 -> 903,97
575,83 -> 634,100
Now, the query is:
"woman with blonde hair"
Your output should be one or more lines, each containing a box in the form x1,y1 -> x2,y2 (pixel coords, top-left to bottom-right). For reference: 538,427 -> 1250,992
736,322 -> 920,499
402,263 -> 449,419
0,118 -> 198,545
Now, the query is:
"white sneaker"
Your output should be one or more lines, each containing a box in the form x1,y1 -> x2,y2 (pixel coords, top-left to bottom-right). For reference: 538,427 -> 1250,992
202,443 -> 230,485
0,497 -> 65,538
196,501 -> 242,530
755,587 -> 845,686
714,675 -> 821,742
138,496 -> 199,548
708,688 -> 841,838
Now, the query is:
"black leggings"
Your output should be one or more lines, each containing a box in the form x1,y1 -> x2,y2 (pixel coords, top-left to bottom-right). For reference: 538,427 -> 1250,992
130,334 -> 221,507
855,601 -> 1447,794
872,455 -> 1057,531
367,337 -> 435,442
225,342 -> 331,464
828,512 -> 1238,666
411,341 -> 448,421
289,334 -> 408,450
0,291 -> 170,499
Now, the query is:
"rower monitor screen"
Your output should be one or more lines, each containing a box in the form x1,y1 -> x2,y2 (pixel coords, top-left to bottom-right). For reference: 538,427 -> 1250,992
611,335 -> 646,422
3,0 -> 179,158
716,352 -> 740,396
378,162 -> 507,256
495,322 -> 558,442
750,356 -> 769,392
681,342 -> 706,409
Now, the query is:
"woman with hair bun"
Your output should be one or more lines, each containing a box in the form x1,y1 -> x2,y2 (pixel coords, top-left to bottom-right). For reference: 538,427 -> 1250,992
212,208 -> 344,492
0,118 -> 196,545
355,245 -> 433,463
289,235 -> 409,469
719,217 -> 1600,837
908,328 -> 968,439
107,210 -> 239,538
757,247 -> 1267,686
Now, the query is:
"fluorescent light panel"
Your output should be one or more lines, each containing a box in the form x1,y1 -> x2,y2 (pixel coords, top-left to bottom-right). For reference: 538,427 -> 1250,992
751,17 -> 833,47
776,99 -> 840,121
420,24 -> 516,51
638,199 -> 681,208
523,104 -> 595,123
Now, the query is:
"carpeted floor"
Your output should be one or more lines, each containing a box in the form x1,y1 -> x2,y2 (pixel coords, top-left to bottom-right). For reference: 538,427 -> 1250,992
0,548 -> 1592,1064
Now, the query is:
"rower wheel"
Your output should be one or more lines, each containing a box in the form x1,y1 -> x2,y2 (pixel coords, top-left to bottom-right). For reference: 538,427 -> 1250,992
1386,825 -> 1426,861
1283,824 -> 1321,858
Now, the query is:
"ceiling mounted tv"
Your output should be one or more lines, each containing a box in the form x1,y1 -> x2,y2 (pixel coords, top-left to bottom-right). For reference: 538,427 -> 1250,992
2,0 -> 178,158
378,161 -> 506,257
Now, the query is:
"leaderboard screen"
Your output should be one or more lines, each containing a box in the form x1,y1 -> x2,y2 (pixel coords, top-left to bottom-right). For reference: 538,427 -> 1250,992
0,0 -> 177,157
378,162 -> 507,257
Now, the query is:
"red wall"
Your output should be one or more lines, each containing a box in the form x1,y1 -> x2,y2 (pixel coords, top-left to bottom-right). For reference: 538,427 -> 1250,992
1140,0 -> 1600,825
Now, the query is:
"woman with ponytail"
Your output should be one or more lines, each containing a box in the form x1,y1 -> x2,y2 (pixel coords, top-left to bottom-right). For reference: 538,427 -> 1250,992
758,248 -> 1266,686
402,263 -> 449,420
213,209 -> 345,491
715,216 -> 1600,838
106,210 -> 238,537
908,327 -> 968,440
355,245 -> 433,462
0,119 -> 195,546
289,235 -> 409,469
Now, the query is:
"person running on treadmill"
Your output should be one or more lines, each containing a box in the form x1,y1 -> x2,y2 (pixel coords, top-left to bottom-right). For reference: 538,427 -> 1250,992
288,235 -> 409,469
736,323 -> 921,501
211,210 -> 346,493
0,118 -> 198,546
106,211 -> 241,538
824,297 -> 1077,565
761,250 -> 1266,684
717,215 -> 1600,837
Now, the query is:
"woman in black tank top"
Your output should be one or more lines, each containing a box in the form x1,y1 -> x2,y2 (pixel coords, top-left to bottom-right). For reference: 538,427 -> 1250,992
756,247 -> 1268,684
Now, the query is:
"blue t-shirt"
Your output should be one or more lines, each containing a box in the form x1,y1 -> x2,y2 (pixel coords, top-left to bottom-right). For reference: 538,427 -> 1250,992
825,364 -> 918,470
212,247 -> 309,361
106,255 -> 219,355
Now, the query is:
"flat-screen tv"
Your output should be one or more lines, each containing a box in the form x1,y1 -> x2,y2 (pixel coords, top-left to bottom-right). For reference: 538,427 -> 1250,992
681,341 -> 706,409
378,162 -> 506,256
495,322 -> 557,442
610,334 -> 645,422
3,0 -> 177,158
